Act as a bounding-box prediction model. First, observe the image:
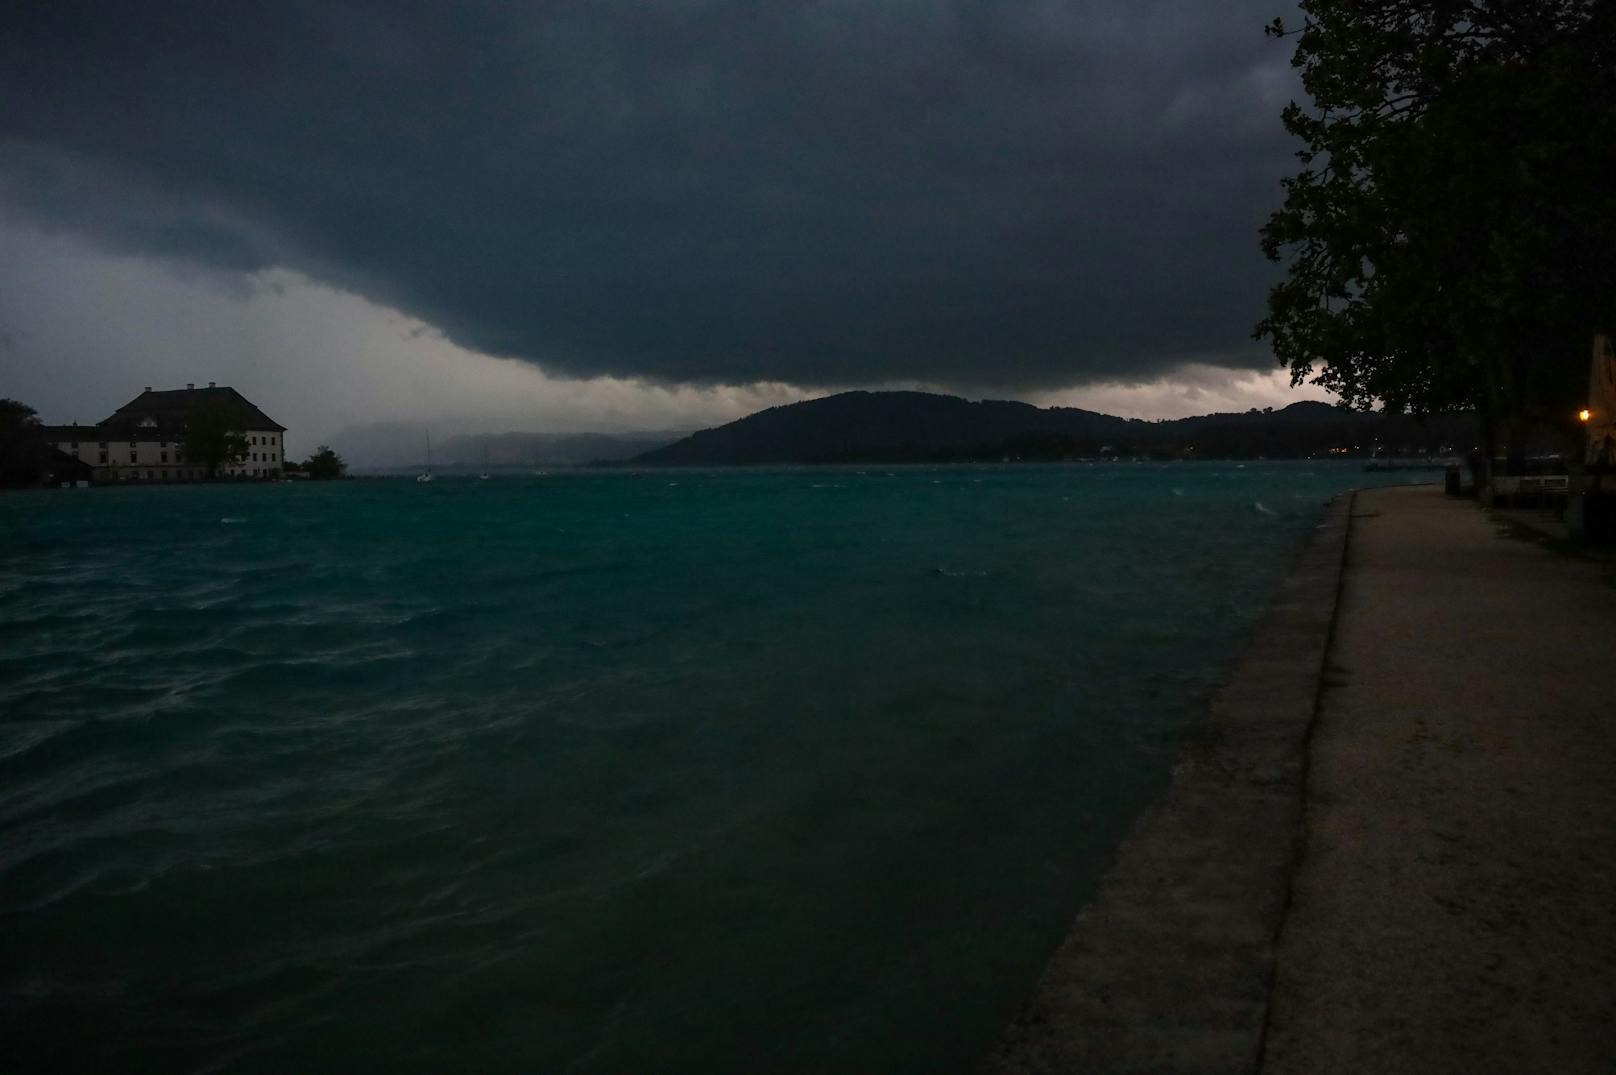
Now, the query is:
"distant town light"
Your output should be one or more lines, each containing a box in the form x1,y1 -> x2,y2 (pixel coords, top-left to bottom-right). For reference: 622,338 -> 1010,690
1579,408 -> 1592,422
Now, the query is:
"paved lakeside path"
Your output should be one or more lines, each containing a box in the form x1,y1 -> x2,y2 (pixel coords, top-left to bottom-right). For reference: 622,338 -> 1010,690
1261,485 -> 1616,1073
988,485 -> 1616,1074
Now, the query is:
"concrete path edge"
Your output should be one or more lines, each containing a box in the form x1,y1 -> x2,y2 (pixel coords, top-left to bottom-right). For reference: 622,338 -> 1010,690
982,490 -> 1357,1075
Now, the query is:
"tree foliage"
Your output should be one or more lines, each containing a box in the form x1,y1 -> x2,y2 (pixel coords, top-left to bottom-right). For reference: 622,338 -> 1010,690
1256,0 -> 1616,429
0,398 -> 46,485
303,445 -> 347,480
0,398 -> 41,438
181,403 -> 249,478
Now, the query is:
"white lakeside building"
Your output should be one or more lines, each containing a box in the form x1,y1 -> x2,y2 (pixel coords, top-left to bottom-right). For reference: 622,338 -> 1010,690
42,384 -> 288,483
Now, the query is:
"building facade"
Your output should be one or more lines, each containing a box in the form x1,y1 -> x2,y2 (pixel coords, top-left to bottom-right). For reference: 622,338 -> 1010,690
43,384 -> 288,483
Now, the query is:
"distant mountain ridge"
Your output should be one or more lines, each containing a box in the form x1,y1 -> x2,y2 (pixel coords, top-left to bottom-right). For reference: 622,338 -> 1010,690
327,422 -> 685,468
435,431 -> 687,467
630,391 -> 1476,465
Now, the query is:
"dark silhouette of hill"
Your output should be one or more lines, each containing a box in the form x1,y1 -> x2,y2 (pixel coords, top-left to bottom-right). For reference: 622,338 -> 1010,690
631,392 -> 1132,465
630,392 -> 1477,465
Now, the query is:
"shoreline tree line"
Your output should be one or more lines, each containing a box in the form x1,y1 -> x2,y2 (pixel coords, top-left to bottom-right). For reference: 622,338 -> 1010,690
1257,0 -> 1614,534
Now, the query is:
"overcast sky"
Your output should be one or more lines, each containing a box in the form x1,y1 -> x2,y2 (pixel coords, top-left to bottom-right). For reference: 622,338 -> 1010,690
1,1 -> 1328,453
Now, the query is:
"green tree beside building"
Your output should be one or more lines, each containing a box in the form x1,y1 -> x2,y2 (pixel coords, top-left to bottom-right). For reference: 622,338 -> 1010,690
303,445 -> 347,480
181,403 -> 250,479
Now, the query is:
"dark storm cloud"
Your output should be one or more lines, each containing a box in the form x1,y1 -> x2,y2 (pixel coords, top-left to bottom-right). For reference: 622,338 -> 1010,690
0,1 -> 1300,389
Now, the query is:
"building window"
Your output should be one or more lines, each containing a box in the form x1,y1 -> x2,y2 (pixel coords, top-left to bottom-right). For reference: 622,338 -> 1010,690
71,441 -> 79,449
160,452 -> 168,463
99,451 -> 108,464
129,453 -> 138,464
161,470 -> 169,480
99,441 -> 107,449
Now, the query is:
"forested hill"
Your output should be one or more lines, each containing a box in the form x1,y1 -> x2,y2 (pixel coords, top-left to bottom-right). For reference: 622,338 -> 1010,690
629,391 -> 1477,465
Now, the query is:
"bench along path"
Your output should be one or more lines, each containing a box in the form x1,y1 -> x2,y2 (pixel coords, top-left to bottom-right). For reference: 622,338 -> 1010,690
1260,484 -> 1616,1073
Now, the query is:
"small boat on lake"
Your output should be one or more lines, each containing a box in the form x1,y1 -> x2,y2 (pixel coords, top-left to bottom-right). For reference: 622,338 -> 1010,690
416,432 -> 434,483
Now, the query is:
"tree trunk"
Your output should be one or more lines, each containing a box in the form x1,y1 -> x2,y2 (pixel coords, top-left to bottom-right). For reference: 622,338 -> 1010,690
1476,411 -> 1498,507
1565,423 -> 1588,542
1504,412 -> 1527,474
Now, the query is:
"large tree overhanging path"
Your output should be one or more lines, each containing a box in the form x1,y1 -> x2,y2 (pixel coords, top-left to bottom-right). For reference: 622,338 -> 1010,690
1255,0 -> 1616,428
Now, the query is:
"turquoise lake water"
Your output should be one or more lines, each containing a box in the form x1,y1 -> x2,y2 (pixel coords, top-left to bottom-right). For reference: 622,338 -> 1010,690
0,463 -> 1415,1072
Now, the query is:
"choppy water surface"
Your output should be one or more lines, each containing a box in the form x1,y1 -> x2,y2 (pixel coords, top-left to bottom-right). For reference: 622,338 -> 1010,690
0,463 -> 1407,1072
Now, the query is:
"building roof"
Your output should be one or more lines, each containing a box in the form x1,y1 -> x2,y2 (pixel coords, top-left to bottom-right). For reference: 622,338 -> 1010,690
44,446 -> 96,479
101,386 -> 286,436
41,424 -> 111,442
0,440 -> 95,484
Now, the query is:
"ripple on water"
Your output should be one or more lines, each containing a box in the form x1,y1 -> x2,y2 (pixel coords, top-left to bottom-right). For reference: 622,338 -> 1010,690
0,465 -> 1391,1073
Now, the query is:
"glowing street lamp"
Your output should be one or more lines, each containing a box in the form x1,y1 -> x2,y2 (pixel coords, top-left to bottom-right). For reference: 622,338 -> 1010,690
1580,408 -> 1592,422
